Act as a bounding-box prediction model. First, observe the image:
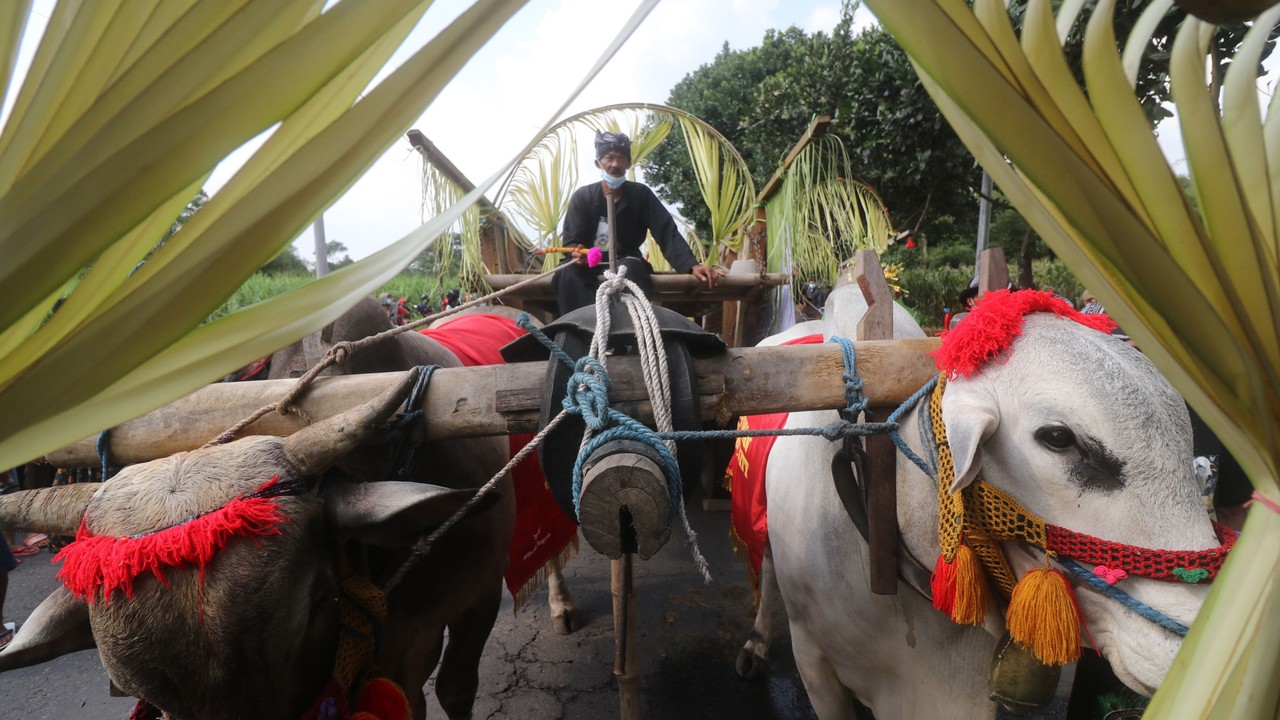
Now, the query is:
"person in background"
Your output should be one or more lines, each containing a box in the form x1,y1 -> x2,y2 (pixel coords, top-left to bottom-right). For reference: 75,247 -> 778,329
552,131 -> 720,315
0,533 -> 15,650
443,288 -> 461,313
947,285 -> 981,329
799,280 -> 828,320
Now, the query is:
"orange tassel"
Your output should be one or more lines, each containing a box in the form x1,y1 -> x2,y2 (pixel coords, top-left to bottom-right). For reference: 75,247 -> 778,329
1006,567 -> 1081,665
356,677 -> 411,720
949,544 -> 989,625
931,553 -> 957,615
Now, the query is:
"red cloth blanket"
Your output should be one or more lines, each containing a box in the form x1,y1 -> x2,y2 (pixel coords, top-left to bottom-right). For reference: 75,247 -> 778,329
421,314 -> 578,608
725,334 -> 824,588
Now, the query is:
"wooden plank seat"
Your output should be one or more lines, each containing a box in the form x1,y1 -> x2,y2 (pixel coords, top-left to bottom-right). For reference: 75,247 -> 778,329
483,271 -> 790,320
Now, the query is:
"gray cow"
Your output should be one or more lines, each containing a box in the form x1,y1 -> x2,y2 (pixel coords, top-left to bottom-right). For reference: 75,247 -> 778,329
0,297 -> 514,720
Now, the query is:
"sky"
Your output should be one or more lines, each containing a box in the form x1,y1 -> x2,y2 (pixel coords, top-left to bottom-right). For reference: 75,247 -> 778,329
302,0 -> 868,262
5,1 -> 872,262
6,2 -> 1273,264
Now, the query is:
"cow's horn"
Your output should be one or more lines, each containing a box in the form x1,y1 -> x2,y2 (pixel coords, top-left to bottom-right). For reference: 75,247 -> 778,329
0,484 -> 101,535
283,368 -> 420,477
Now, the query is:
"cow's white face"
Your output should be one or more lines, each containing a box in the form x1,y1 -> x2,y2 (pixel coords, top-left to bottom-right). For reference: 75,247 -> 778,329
939,315 -> 1218,695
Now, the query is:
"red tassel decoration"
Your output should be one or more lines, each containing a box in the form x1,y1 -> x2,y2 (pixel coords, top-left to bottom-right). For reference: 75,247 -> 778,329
356,677 -> 411,720
931,553 -> 957,615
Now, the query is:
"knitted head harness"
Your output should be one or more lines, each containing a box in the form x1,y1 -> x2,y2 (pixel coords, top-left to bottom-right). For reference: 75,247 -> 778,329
927,290 -> 1237,666
52,475 -> 412,720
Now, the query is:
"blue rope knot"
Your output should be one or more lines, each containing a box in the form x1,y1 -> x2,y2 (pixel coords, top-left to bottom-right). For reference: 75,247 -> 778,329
828,336 -> 868,418
563,357 -> 613,430
518,312 -> 576,368
571,414 -> 683,520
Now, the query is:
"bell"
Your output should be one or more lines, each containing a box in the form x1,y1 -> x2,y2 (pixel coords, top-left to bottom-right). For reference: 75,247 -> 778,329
988,634 -> 1063,714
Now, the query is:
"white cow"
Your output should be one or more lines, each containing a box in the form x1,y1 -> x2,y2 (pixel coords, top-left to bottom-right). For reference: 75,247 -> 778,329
739,281 -> 1222,718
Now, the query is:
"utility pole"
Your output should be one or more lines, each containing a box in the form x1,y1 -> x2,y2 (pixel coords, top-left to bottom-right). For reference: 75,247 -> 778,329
312,215 -> 329,277
974,170 -> 992,277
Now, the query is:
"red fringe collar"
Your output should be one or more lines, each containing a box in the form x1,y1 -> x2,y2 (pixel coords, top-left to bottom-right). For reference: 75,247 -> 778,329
933,289 -> 1117,378
54,476 -> 289,604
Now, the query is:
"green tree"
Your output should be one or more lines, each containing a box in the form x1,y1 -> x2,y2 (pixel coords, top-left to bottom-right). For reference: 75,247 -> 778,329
161,190 -> 210,244
259,244 -> 309,276
646,4 -> 978,245
325,240 -> 354,270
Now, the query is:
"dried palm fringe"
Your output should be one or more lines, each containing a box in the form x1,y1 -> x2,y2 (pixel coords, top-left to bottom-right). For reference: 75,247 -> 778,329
511,536 -> 580,613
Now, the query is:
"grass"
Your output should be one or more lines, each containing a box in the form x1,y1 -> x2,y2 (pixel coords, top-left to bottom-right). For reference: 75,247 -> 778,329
208,272 -> 461,323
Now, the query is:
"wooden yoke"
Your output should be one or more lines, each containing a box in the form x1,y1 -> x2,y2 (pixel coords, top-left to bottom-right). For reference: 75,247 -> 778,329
853,250 -> 899,596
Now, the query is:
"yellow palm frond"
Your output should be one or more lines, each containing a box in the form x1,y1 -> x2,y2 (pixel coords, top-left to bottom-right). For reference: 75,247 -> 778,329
491,102 -> 756,268
765,134 -> 895,284
0,0 -> 662,470
862,1 -> 1280,716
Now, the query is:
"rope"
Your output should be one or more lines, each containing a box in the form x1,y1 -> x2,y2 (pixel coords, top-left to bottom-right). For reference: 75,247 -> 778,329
1246,490 -> 1280,515
383,365 -> 438,482
1057,558 -> 1189,636
382,408 -> 573,594
827,337 -> 867,421
578,268 -> 711,582
96,429 -> 116,481
886,376 -> 940,477
206,262 -> 573,447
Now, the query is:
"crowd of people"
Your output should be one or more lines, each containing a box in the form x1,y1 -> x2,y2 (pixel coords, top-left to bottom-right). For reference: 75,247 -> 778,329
377,288 -> 465,326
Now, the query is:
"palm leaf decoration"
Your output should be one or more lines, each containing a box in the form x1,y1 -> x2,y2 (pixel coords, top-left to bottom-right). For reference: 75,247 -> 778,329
764,134 -> 895,287
0,0 -> 661,471
862,0 -> 1280,715
479,102 -> 755,273
416,153 -> 485,289
503,130 -> 579,252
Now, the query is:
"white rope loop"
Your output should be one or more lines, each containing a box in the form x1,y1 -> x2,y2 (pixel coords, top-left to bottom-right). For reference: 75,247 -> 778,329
589,267 -> 711,583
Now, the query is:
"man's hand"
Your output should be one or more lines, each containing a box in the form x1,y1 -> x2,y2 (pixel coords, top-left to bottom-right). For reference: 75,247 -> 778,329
570,244 -> 589,266
691,264 -> 721,288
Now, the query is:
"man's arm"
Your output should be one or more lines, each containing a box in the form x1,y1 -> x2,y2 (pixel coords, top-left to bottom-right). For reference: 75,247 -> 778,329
638,185 -> 719,287
637,187 -> 693,271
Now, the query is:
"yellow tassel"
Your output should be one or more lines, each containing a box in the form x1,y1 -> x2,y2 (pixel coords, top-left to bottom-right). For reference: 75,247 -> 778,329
949,544 -> 989,625
1006,567 -> 1081,665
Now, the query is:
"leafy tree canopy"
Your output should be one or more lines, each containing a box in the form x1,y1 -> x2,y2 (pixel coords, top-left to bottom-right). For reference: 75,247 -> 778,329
646,3 -> 979,244
647,2 -> 1273,253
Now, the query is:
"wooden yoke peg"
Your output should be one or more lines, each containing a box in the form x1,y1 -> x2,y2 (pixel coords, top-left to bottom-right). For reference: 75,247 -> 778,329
577,439 -> 673,560
978,247 -> 1009,296
853,249 -> 898,596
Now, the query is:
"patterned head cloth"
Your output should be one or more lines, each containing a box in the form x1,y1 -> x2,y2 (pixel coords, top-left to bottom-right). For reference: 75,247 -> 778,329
594,131 -> 631,161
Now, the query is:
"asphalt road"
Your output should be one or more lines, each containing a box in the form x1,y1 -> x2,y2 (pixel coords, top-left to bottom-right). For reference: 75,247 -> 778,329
0,502 -> 816,720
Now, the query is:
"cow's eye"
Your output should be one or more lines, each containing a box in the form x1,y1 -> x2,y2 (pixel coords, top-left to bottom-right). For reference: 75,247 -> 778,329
1035,426 -> 1077,451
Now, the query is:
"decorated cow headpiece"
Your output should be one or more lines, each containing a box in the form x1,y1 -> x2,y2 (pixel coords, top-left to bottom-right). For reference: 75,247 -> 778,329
923,289 -> 1235,667
932,289 -> 1116,378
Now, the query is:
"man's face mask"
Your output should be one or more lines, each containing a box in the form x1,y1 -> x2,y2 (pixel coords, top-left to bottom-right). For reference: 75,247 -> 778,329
601,170 -> 626,189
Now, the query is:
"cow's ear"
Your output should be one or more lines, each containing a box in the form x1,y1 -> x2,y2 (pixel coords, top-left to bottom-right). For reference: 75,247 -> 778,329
941,391 -> 999,493
0,587 -> 95,671
325,480 -> 499,548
